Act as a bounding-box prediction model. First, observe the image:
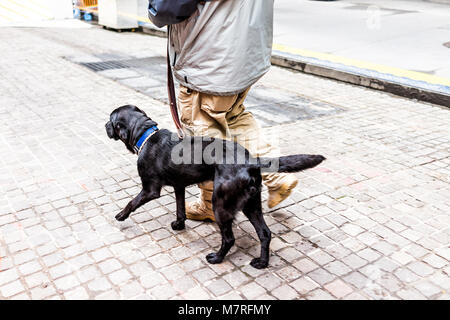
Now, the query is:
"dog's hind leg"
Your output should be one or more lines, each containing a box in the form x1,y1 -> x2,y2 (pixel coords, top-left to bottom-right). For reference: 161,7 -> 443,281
171,186 -> 186,231
243,192 -> 271,269
205,176 -> 238,264
206,215 -> 235,264
115,187 -> 160,221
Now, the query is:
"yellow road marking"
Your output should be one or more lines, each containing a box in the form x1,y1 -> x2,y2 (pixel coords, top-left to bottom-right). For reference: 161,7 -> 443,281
0,2 -> 30,18
118,11 -> 150,23
28,0 -> 51,10
273,43 -> 450,87
0,11 -> 13,21
5,0 -> 52,19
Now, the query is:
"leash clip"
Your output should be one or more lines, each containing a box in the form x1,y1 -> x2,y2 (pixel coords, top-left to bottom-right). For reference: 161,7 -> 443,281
176,127 -> 185,139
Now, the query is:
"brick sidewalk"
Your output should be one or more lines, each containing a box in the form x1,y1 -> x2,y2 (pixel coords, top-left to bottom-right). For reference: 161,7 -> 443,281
0,25 -> 449,300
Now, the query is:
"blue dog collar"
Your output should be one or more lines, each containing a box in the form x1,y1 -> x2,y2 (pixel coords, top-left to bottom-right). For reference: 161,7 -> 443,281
135,126 -> 158,154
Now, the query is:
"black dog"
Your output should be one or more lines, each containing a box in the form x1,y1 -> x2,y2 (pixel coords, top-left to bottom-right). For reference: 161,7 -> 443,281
105,105 -> 325,268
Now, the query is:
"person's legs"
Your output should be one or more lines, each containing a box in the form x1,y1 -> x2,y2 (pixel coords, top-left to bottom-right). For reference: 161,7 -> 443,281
224,93 -> 298,209
177,85 -> 298,221
178,86 -> 231,221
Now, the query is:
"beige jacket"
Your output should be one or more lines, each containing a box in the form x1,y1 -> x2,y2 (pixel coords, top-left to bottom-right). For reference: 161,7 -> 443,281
168,0 -> 274,96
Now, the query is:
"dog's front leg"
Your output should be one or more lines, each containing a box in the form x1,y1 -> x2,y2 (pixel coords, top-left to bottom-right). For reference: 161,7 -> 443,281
171,187 -> 186,230
115,189 -> 159,221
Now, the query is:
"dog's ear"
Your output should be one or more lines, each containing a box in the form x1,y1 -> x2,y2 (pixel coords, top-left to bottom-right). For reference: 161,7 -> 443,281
105,121 -> 118,140
133,105 -> 147,117
122,104 -> 147,117
148,119 -> 158,128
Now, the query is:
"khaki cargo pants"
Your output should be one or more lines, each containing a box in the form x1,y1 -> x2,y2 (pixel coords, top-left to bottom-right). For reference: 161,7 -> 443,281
178,85 -> 292,208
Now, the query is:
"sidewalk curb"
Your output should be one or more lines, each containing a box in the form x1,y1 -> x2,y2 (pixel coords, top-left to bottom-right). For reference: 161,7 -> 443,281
271,51 -> 450,108
139,24 -> 450,108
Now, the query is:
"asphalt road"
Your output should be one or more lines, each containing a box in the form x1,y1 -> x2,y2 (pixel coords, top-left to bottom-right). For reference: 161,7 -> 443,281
274,0 -> 450,78
1,0 -> 449,79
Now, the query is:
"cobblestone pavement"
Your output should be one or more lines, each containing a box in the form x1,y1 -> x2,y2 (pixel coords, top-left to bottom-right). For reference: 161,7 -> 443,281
0,24 -> 449,300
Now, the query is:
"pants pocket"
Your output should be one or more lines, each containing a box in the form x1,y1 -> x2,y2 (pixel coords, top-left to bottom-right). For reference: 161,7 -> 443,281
200,93 -> 238,114
178,86 -> 193,125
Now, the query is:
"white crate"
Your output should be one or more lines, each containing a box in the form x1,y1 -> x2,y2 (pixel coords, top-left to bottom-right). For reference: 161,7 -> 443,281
98,0 -> 138,29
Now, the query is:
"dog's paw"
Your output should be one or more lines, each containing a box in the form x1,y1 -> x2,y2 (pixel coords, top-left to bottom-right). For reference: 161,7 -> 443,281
171,220 -> 185,231
250,258 -> 268,269
206,252 -> 224,264
115,211 -> 129,221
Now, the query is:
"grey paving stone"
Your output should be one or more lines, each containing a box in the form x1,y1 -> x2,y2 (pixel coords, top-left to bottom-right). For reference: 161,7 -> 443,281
108,269 -> 132,285
357,248 -> 381,262
223,270 -> 250,289
172,276 -> 198,293
192,267 -> 217,283
0,280 -> 25,298
54,275 -> 80,291
307,268 -> 336,286
119,281 -> 146,299
308,250 -> 335,266
0,268 -> 19,286
307,289 -> 336,300
206,279 -> 233,297
407,261 -> 435,277
396,288 -> 426,300
88,277 -> 112,292
291,276 -> 319,296
423,254 -> 448,269
277,247 -> 303,262
391,251 -> 416,265
271,284 -> 298,300
30,285 -> 57,300
77,266 -> 101,284
293,258 -> 319,274
324,260 -> 352,277
413,281 -> 443,298
148,283 -> 177,299
182,285 -> 211,300
13,250 -> 37,265
139,271 -> 167,289
91,247 -> 114,262
147,253 -> 174,269
394,268 -> 421,283
160,265 -> 186,282
64,286 -> 90,300
98,259 -> 122,274
95,290 -> 121,300
324,279 -> 354,298
276,265 -> 302,282
342,254 -> 368,269
24,272 -> 50,289
255,273 -> 283,292
343,272 -> 370,290
240,282 -> 266,300
49,262 -> 73,280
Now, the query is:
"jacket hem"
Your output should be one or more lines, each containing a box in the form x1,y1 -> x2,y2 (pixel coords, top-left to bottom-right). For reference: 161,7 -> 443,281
173,72 -> 266,96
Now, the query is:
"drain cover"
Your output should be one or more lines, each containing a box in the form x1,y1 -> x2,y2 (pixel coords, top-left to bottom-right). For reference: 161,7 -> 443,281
444,42 -> 450,48
80,60 -> 128,72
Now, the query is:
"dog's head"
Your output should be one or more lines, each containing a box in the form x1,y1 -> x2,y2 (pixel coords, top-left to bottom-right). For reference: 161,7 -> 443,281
105,105 -> 158,154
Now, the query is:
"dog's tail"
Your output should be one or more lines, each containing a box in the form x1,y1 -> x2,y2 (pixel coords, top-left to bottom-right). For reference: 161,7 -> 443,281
259,154 -> 326,173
